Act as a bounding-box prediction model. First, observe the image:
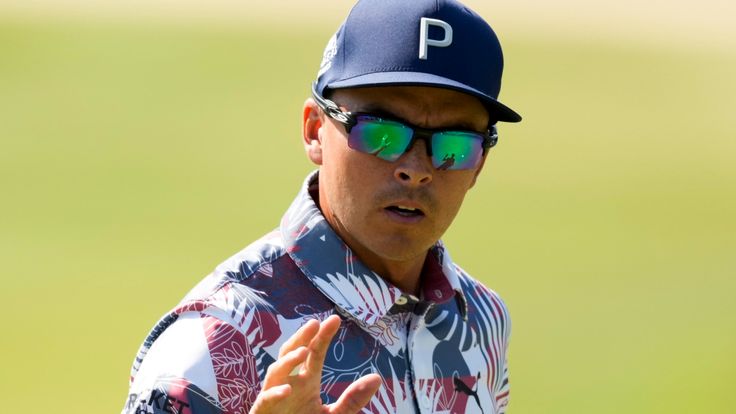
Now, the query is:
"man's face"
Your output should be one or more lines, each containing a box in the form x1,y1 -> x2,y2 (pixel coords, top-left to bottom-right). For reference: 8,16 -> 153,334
304,86 -> 489,276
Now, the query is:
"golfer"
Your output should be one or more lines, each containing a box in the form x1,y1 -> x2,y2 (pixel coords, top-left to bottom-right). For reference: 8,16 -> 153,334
122,0 -> 521,412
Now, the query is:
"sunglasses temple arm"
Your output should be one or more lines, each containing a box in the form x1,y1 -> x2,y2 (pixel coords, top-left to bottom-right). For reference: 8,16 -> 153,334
485,126 -> 499,151
311,82 -> 356,129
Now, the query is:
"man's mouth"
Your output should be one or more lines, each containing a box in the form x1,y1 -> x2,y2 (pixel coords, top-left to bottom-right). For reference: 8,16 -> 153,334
385,205 -> 425,217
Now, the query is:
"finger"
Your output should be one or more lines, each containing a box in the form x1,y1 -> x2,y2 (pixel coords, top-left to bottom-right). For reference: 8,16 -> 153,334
262,346 -> 309,389
326,373 -> 381,414
249,384 -> 291,414
279,319 -> 320,358
305,315 -> 342,374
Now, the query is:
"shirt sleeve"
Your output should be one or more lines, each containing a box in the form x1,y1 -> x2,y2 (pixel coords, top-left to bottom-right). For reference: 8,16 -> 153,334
494,351 -> 511,413
122,312 -> 261,414
494,300 -> 512,414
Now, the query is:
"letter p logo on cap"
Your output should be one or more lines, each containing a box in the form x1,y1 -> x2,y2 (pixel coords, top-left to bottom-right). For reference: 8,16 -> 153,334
419,17 -> 453,60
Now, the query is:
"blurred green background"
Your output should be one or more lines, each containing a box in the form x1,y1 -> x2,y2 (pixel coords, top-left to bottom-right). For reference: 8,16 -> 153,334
1,1 -> 734,413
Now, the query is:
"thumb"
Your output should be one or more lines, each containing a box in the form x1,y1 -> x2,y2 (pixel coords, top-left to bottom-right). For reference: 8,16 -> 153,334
327,373 -> 381,414
249,384 -> 291,414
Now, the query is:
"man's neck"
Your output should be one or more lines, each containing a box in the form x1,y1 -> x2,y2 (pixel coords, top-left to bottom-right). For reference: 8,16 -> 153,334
309,179 -> 427,296
360,251 -> 427,297
327,217 -> 428,296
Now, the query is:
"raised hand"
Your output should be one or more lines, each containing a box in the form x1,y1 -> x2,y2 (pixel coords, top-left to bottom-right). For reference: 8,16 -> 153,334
249,315 -> 381,414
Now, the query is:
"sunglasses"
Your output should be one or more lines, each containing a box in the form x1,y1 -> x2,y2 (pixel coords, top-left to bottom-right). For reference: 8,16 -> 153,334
311,84 -> 498,171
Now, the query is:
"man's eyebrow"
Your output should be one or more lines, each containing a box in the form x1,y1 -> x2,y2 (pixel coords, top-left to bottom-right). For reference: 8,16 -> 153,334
354,104 -> 483,131
354,104 -> 395,118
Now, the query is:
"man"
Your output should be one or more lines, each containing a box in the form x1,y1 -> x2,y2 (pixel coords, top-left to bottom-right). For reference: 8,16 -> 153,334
122,0 -> 521,413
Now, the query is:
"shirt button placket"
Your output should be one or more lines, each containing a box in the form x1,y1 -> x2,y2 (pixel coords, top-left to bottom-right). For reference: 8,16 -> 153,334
407,301 -> 436,414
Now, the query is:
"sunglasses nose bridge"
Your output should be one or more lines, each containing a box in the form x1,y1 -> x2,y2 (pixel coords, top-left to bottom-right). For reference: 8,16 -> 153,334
410,129 -> 434,157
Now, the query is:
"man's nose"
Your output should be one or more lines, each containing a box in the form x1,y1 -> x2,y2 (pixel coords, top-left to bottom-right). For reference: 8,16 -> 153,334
393,139 -> 433,186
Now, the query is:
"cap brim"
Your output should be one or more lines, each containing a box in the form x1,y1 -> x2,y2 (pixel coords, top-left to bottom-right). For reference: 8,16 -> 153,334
326,71 -> 522,123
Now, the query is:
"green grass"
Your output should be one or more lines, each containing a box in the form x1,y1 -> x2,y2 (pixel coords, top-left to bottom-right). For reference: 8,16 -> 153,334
1,18 -> 734,413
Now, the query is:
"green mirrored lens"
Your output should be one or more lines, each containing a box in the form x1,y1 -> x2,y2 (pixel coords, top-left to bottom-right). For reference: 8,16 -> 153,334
349,117 -> 413,161
431,131 -> 484,170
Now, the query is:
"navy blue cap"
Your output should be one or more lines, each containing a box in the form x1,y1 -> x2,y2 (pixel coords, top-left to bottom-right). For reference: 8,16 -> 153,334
315,0 -> 521,123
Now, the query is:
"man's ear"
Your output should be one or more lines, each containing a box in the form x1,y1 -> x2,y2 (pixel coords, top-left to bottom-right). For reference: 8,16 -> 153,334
302,98 -> 323,165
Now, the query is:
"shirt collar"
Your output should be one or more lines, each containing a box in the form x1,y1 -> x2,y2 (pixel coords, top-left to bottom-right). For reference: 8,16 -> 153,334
281,171 -> 468,326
